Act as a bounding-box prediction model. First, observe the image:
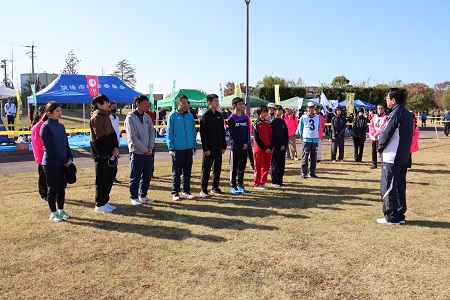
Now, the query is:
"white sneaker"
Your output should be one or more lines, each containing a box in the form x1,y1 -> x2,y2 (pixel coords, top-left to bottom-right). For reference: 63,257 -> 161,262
130,198 -> 142,206
332,160 -> 336,163
254,185 -> 265,189
95,205 -> 113,213
139,196 -> 154,203
181,192 -> 195,200
172,194 -> 180,201
271,183 -> 281,187
376,218 -> 400,225
105,203 -> 116,211
260,185 -> 268,189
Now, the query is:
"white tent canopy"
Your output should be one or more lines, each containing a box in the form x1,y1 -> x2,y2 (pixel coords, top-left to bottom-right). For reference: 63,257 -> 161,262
0,86 -> 16,97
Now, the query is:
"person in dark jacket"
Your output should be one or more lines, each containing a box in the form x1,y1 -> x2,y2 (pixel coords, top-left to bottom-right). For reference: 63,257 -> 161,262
228,97 -> 250,194
376,88 -> 413,225
325,107 -> 334,137
90,94 -> 119,213
199,94 -> 227,197
331,107 -> 346,162
352,108 -> 368,162
443,110 -> 450,137
40,101 -> 73,222
270,105 -> 288,186
253,105 -> 273,189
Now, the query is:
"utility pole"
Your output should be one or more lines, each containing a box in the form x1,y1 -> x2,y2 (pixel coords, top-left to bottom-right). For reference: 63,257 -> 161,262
25,42 -> 36,74
245,0 -> 251,115
1,59 -> 12,87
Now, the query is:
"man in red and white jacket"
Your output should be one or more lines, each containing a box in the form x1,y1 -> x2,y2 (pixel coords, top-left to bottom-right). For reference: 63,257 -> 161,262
282,106 -> 298,160
253,105 -> 273,189
368,104 -> 386,169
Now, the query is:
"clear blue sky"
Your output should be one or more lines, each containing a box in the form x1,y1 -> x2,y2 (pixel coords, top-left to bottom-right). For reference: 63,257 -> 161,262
1,0 -> 449,96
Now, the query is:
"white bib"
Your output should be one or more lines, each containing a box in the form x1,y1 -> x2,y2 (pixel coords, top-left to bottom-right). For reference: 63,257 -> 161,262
302,114 -> 319,139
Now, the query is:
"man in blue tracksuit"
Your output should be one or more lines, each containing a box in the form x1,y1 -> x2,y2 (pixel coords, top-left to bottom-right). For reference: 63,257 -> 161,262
166,94 -> 197,201
377,88 -> 413,225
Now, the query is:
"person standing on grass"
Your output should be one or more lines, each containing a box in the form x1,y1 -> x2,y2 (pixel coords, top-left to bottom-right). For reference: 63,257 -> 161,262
282,106 -> 299,160
352,108 -> 368,162
109,101 -> 122,184
442,110 -> 450,137
228,97 -> 250,195
330,106 -> 346,162
31,105 -> 48,202
199,94 -> 227,197
90,94 -> 119,213
376,88 -> 413,225
4,99 -> 16,130
270,105 -> 288,187
368,104 -> 386,169
253,105 -> 273,189
166,94 -> 197,201
314,106 -> 326,164
125,95 -> 156,206
240,102 -> 254,170
408,115 -> 420,170
421,111 -> 427,127
40,101 -> 73,222
145,103 -> 158,180
297,102 -> 320,179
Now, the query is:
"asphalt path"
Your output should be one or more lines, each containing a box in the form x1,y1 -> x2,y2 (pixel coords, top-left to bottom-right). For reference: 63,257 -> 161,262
0,128 -> 445,175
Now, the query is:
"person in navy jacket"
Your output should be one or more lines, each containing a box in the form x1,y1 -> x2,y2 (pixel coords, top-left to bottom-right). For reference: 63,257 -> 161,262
40,101 -> 73,222
377,88 -> 413,225
166,94 -> 197,201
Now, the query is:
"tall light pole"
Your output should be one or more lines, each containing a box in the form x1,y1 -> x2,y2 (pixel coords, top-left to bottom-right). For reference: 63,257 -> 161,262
245,0 -> 251,114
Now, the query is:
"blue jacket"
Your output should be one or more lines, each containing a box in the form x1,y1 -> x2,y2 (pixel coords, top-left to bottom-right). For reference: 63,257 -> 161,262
442,112 -> 450,124
40,118 -> 72,166
166,109 -> 197,151
377,104 -> 413,165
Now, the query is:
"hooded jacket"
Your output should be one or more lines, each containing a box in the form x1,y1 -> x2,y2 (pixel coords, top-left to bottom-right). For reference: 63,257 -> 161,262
331,115 -> 347,137
368,114 -> 386,141
40,118 -> 72,166
90,109 -> 119,159
166,109 -> 196,151
200,108 -> 226,152
125,110 -> 155,154
31,120 -> 45,164
352,116 -> 368,139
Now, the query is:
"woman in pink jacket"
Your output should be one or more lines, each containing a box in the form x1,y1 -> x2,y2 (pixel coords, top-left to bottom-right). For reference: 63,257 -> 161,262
31,106 -> 48,201
282,106 -> 299,160
408,118 -> 420,169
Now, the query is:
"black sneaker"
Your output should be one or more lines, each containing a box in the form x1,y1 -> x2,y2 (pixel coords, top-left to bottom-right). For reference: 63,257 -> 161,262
210,188 -> 224,195
300,175 -> 307,179
309,174 -> 319,178
370,165 -> 377,169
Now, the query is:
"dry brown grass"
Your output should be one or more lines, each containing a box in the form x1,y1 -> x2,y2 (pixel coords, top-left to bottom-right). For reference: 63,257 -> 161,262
1,138 -> 449,299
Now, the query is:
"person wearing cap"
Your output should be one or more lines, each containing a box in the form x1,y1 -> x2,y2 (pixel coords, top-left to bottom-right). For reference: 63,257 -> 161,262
314,106 -> 326,163
297,102 -> 320,179
270,105 -> 288,186
267,102 -> 276,122
90,94 -> 120,213
352,108 -> 368,162
331,106 -> 346,162
40,101 -> 73,222
282,106 -> 299,160
125,95 -> 156,204
228,97 -> 250,194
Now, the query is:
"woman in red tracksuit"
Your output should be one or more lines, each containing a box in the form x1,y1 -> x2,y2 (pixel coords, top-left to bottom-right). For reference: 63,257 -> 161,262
253,105 -> 273,189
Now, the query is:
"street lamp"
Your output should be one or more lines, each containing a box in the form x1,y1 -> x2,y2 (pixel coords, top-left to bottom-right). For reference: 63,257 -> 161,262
245,0 -> 251,115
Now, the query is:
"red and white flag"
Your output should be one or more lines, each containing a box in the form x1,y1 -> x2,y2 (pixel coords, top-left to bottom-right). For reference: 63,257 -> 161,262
86,76 -> 99,97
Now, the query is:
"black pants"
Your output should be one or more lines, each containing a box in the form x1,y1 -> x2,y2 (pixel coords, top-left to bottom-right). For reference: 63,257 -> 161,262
353,137 -> 365,161
43,165 -> 67,212
172,148 -> 193,194
247,142 -> 254,169
301,142 -> 318,176
421,119 -> 426,127
331,135 -> 344,160
230,147 -> 247,188
372,141 -> 378,166
95,158 -> 116,207
445,123 -> 450,136
271,148 -> 286,184
7,115 -> 14,130
38,164 -> 47,200
201,149 -> 223,192
380,162 -> 408,223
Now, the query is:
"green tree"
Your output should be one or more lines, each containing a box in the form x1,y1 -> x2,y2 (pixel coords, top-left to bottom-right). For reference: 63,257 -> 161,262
111,59 -> 137,88
441,89 -> 450,110
407,94 -> 430,112
61,49 -> 80,74
223,81 -> 247,96
255,75 -> 288,89
331,75 -> 350,88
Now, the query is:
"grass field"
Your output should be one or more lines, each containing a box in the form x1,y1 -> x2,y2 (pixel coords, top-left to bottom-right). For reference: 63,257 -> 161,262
1,138 -> 449,299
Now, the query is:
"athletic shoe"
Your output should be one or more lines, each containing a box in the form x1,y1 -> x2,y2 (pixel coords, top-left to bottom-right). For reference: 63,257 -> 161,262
172,194 -> 181,201
58,209 -> 70,219
376,218 -> 400,225
271,183 -> 282,187
182,192 -> 195,200
139,196 -> 154,203
309,174 -> 319,178
41,197 -> 47,202
254,185 -> 265,189
370,165 -> 377,169
339,160 -> 344,162
95,205 -> 114,213
294,157 -> 299,161
105,203 -> 117,211
300,175 -> 307,179
130,198 -> 142,206
200,191 -> 211,198
49,212 -> 63,222
260,184 -> 268,189
332,160 -> 336,163
230,187 -> 242,195
210,188 -> 224,195
237,186 -> 249,193
399,220 -> 406,225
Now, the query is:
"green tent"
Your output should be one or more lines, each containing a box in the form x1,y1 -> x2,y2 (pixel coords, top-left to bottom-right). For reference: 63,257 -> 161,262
279,97 -> 322,109
157,89 -> 208,109
220,94 -> 269,108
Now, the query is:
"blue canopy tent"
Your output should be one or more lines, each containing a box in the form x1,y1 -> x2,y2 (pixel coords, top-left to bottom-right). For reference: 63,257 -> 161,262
338,99 -> 376,111
27,74 -> 141,104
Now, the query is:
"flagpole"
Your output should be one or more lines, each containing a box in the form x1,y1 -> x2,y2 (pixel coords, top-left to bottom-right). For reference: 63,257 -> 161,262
245,0 -> 251,115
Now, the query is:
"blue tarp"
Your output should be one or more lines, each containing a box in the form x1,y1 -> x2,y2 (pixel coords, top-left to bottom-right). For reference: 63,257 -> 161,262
338,99 -> 376,110
27,74 -> 141,104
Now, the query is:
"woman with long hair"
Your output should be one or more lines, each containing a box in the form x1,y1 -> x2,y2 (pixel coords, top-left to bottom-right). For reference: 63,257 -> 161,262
40,101 -> 73,222
31,105 -> 49,201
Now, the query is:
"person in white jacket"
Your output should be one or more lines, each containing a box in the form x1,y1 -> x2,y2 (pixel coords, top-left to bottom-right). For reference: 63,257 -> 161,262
109,101 -> 121,184
4,99 -> 16,130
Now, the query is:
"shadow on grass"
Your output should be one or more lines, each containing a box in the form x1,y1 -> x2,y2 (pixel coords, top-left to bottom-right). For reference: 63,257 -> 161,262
405,220 -> 450,229
68,216 -> 227,242
408,169 -> 450,175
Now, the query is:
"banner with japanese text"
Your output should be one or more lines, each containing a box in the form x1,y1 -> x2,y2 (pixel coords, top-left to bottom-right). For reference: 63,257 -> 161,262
345,93 -> 355,116
15,91 -> 22,125
234,83 -> 242,98
217,81 -> 224,103
274,84 -> 280,105
172,79 -> 177,110
86,76 -> 99,97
